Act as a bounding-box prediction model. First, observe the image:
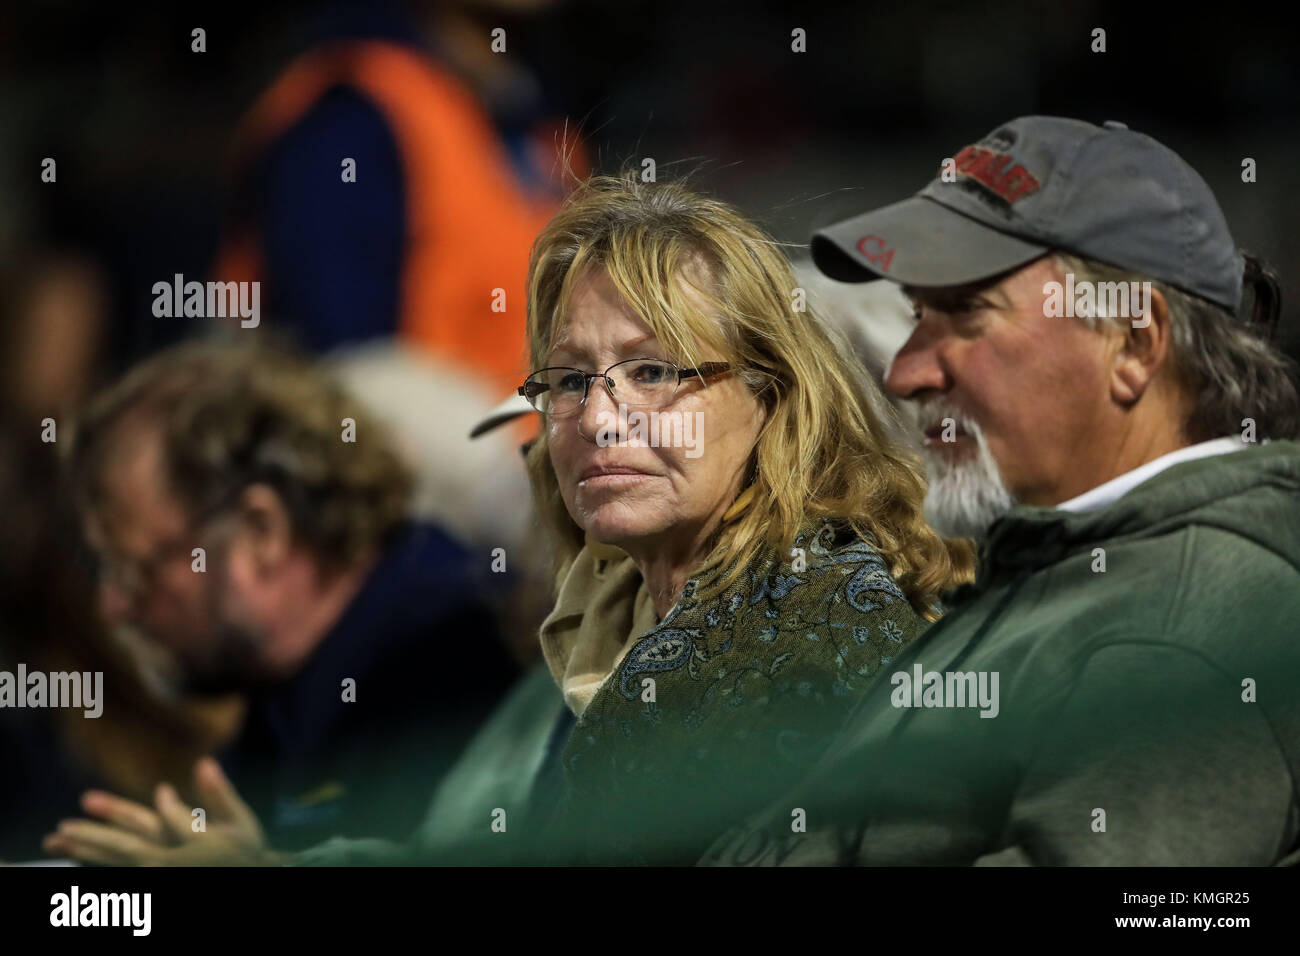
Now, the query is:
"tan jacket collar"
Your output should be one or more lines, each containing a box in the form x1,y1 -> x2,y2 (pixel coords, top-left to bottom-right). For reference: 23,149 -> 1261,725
539,484 -> 757,716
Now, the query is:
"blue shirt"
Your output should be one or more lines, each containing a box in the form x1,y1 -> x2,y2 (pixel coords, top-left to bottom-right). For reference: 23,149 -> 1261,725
219,521 -> 519,849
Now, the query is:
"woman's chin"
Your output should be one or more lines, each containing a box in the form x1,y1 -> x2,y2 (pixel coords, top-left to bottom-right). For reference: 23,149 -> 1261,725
581,513 -> 662,548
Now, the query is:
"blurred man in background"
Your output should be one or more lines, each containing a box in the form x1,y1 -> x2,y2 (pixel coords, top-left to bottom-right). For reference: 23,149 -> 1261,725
44,342 -> 518,859
0,418 -> 242,863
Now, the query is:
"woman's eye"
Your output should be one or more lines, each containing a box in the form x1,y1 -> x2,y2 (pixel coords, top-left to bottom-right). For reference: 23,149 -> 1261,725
632,363 -> 669,384
557,373 -> 586,392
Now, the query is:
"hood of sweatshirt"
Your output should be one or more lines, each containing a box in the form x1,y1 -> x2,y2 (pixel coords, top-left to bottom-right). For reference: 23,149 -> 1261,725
971,439 -> 1300,592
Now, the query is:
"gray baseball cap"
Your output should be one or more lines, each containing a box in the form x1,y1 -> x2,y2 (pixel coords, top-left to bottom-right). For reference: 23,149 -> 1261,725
812,116 -> 1244,312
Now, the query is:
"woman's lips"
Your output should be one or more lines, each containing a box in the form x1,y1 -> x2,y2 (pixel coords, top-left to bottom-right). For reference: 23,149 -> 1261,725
578,465 -> 656,485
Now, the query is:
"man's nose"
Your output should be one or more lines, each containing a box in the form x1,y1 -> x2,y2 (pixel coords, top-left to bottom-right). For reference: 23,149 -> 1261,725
97,577 -> 137,625
884,326 -> 949,400
577,376 -> 624,443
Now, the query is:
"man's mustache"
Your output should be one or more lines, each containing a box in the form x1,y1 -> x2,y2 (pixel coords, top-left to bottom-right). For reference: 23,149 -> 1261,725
908,398 -> 982,436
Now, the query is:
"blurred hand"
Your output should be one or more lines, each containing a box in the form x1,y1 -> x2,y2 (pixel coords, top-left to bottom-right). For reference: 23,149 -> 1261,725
43,756 -> 291,866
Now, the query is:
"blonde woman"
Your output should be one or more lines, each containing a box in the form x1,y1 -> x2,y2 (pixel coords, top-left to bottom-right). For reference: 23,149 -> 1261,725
520,172 -> 973,864
42,175 -> 973,869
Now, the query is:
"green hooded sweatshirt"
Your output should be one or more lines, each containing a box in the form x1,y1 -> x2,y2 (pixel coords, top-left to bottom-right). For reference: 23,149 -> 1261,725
703,440 -> 1300,866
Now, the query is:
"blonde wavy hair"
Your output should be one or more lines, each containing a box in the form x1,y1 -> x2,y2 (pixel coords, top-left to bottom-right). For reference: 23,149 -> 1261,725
525,172 -> 973,619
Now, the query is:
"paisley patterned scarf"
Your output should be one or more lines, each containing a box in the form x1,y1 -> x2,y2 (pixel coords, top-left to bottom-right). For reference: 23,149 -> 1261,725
538,485 -> 757,715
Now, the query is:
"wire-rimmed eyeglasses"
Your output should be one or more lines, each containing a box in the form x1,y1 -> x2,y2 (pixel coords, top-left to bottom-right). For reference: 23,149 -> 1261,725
518,358 -> 731,417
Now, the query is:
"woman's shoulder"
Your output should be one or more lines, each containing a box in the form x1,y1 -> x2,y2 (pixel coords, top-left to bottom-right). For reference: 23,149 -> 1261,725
598,518 -> 925,707
766,516 -> 910,611
673,516 -> 904,610
562,517 -> 931,827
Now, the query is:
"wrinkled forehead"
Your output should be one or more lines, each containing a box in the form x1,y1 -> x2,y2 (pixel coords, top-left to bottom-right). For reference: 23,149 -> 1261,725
548,256 -> 730,362
550,265 -> 651,347
87,425 -> 189,551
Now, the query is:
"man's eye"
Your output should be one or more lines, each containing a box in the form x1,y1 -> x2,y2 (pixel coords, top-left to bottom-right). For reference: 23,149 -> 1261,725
954,297 -> 994,314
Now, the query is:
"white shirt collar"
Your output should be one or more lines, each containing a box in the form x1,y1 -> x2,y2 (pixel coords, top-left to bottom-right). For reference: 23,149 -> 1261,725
1055,436 -> 1249,514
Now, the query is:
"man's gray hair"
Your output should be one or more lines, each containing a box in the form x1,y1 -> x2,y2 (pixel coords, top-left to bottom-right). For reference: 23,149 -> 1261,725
1052,251 -> 1299,443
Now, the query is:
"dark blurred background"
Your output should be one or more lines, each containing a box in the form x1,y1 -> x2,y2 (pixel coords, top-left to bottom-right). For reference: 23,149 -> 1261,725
3,0 -> 1297,376
1,0 -> 1297,861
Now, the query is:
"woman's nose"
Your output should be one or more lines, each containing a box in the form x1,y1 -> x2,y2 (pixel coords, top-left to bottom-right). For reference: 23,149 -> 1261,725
577,376 -> 624,443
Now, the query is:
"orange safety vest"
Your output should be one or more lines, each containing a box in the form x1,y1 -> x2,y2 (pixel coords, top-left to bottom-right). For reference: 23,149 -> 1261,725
215,39 -> 582,411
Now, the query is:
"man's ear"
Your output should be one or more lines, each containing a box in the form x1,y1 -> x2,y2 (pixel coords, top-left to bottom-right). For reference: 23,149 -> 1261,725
1110,285 -> 1173,405
234,483 -> 293,573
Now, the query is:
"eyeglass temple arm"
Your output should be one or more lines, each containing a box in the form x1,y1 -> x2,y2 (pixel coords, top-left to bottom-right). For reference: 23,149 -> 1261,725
679,362 -> 731,380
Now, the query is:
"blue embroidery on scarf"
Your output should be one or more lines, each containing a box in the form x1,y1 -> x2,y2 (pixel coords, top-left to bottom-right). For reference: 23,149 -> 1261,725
618,628 -> 695,697
845,550 -> 906,612
613,519 -> 902,700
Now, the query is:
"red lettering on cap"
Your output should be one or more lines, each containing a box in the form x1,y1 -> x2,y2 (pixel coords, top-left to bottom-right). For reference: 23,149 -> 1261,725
986,152 -> 1012,180
999,166 -> 1039,203
857,235 -> 895,272
949,144 -> 1040,204
953,145 -> 982,172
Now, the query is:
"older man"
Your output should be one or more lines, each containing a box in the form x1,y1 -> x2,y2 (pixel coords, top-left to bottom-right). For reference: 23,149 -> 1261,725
44,343 -> 518,860
705,116 -> 1300,865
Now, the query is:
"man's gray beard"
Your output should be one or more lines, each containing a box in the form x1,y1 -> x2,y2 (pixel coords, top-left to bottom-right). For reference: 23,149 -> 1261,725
917,412 -> 1017,541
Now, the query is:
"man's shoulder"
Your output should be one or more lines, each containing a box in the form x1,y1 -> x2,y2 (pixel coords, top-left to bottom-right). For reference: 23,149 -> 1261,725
369,520 -> 506,616
1036,519 -> 1300,650
933,518 -> 1300,713
312,519 -> 518,712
